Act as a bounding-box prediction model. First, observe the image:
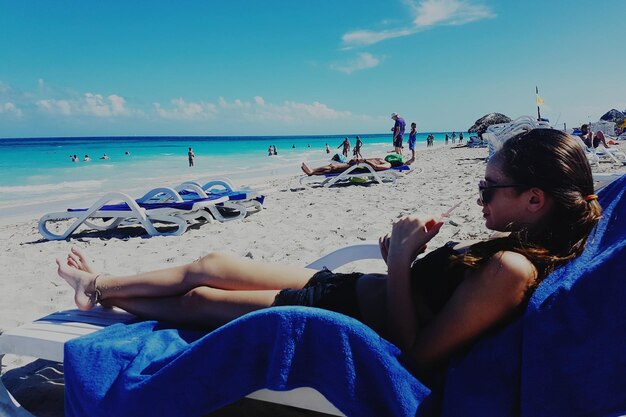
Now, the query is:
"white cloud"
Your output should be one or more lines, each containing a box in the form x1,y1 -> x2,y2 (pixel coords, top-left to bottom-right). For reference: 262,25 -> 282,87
330,52 -> 381,74
342,0 -> 494,47
342,29 -> 414,47
153,98 -> 218,120
36,93 -> 134,117
154,96 -> 358,124
0,101 -> 23,117
413,0 -> 494,27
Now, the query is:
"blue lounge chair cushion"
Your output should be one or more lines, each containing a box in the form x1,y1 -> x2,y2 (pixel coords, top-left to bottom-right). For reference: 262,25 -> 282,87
67,195 -> 225,212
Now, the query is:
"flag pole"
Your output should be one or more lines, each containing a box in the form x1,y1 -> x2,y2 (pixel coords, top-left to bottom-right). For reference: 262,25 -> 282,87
536,86 -> 541,121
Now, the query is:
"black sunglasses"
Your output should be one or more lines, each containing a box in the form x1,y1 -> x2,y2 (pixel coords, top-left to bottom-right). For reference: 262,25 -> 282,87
478,179 -> 525,205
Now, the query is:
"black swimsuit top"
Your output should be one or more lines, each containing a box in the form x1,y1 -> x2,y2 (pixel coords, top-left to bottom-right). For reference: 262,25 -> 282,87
410,241 -> 470,314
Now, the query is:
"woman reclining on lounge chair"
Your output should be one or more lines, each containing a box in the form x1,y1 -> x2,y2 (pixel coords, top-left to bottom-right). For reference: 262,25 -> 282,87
57,129 -> 601,379
301,157 -> 391,176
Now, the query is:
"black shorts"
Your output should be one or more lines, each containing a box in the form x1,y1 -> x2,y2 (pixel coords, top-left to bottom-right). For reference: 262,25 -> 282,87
272,268 -> 363,321
393,137 -> 403,148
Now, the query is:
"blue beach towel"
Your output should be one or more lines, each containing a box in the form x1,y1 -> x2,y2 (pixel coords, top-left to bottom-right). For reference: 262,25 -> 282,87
64,307 -> 432,417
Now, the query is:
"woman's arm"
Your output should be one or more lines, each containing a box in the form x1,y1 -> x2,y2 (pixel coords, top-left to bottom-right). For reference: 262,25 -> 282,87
385,217 -> 443,350
408,250 -> 536,370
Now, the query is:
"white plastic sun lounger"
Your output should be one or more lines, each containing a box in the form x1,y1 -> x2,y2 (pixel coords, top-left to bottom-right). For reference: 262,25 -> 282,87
299,163 -> 401,188
175,177 -> 265,215
0,243 -> 382,417
482,115 -> 552,159
593,144 -> 626,165
38,186 -> 245,240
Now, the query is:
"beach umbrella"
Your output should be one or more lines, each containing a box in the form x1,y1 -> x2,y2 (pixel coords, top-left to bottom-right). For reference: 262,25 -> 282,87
468,113 -> 512,136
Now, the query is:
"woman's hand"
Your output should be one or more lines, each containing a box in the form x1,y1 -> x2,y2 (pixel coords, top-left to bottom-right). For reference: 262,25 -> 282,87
388,216 -> 444,263
379,233 -> 391,264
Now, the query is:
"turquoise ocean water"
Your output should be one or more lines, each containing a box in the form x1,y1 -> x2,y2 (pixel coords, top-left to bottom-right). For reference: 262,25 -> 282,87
0,132 -> 462,218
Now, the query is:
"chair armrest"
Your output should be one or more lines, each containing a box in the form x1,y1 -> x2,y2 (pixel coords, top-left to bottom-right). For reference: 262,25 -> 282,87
306,243 -> 382,270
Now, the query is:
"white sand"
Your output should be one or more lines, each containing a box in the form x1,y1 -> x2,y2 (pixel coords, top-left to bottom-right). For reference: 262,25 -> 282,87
1,144 -> 624,416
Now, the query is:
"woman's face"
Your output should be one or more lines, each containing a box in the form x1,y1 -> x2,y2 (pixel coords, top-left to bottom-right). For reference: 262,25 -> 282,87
479,159 -> 529,231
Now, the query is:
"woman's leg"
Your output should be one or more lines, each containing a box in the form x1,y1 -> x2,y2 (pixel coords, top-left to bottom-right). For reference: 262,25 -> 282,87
301,162 -> 348,176
105,287 -> 280,327
57,248 -> 316,311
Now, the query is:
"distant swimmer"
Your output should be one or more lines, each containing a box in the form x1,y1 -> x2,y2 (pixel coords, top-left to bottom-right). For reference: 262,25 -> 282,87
84,154 -> 91,162
188,147 -> 195,167
268,145 -> 273,156
100,153 -> 109,160
273,145 -> 278,155
71,154 -> 78,162
125,151 -> 131,156
325,143 -> 330,154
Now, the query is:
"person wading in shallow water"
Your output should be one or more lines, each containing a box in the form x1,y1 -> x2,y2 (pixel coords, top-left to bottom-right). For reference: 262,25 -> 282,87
188,147 -> 195,167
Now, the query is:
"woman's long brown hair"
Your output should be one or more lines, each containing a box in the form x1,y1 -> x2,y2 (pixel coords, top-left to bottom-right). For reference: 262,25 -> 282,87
456,129 -> 603,281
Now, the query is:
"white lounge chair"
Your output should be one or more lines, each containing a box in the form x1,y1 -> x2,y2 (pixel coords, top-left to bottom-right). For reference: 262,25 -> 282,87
0,243 -> 383,417
570,134 -> 601,167
299,163 -> 404,188
175,177 -> 265,215
593,145 -> 626,165
38,187 -> 245,241
482,115 -> 552,159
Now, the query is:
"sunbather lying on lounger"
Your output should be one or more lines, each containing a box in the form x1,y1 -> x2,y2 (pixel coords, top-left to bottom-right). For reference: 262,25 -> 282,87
579,124 -> 610,148
57,129 -> 601,378
301,157 -> 391,176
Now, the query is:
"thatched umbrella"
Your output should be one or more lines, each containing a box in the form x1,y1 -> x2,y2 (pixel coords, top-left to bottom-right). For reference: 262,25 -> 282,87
468,113 -> 511,136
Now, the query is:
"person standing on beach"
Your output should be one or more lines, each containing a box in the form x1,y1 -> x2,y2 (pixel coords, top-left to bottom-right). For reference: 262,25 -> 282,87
451,132 -> 457,144
353,136 -> 363,159
325,143 -> 330,154
445,133 -> 449,145
406,123 -> 417,165
188,147 -> 195,167
391,113 -> 405,155
337,137 -> 350,158
459,132 -> 464,144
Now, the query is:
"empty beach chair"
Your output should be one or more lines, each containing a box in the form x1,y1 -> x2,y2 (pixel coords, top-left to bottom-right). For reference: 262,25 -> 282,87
482,115 -> 551,159
175,177 -> 265,215
37,187 -> 244,240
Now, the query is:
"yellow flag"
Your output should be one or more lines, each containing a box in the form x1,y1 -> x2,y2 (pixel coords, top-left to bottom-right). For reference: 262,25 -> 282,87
536,95 -> 544,106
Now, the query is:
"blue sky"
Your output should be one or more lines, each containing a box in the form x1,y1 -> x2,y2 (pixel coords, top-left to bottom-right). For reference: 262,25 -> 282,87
1,0 -> 624,137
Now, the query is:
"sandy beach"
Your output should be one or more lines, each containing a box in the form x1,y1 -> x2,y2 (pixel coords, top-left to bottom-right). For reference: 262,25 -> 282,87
1,144 -> 624,416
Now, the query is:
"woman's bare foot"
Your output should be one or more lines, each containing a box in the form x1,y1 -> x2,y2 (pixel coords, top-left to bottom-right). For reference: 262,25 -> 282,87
67,247 -> 95,273
56,254 -> 99,311
301,162 -> 313,176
